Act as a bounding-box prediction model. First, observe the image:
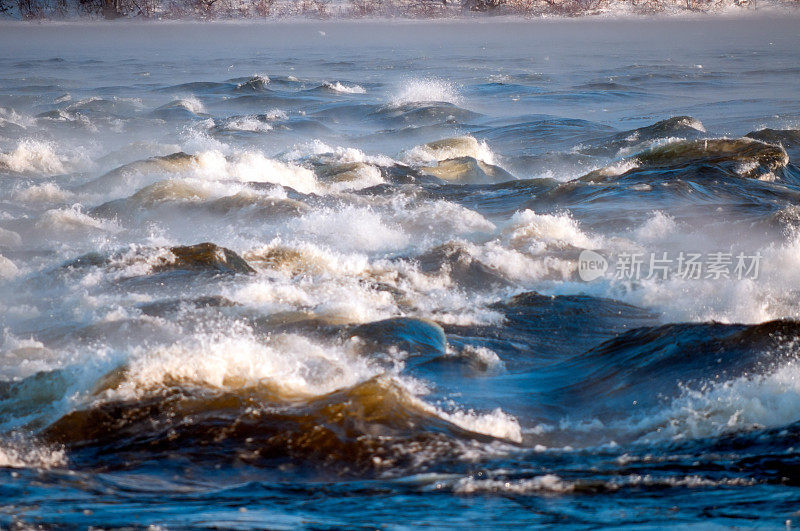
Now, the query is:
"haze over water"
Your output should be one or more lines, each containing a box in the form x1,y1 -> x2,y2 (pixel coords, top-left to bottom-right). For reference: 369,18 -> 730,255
2,18 -> 800,528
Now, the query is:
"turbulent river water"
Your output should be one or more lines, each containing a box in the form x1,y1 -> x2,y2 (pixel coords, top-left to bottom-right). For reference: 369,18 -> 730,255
1,18 -> 800,528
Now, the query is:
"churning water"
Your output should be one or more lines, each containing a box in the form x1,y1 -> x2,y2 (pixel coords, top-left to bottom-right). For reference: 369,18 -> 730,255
2,17 -> 800,528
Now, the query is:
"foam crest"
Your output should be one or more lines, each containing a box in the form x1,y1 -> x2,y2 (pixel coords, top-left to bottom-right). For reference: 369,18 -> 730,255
389,198 -> 496,238
406,136 -> 496,165
221,115 -> 274,133
0,139 -> 66,175
35,205 -> 121,235
0,228 -> 22,247
0,107 -> 36,129
173,96 -> 205,115
469,240 -> 576,282
194,150 -> 319,194
293,205 -> 410,252
634,211 -> 678,241
392,78 -> 462,106
611,232 -> 800,323
436,407 -> 522,443
454,474 -> 571,494
0,439 -> 66,469
505,210 -> 600,253
13,182 -> 74,203
636,359 -> 800,442
286,140 -> 396,167
107,326 -> 379,400
0,255 -> 19,279
323,81 -> 366,94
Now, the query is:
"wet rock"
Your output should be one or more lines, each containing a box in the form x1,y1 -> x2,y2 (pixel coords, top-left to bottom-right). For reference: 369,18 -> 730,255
746,128 -> 800,161
348,317 -> 447,362
154,243 -> 256,275
62,251 -> 109,269
137,295 -> 238,317
746,128 -> 800,148
77,152 -> 199,193
582,138 -> 789,181
422,156 -> 515,184
204,193 -> 310,218
416,242 -> 511,289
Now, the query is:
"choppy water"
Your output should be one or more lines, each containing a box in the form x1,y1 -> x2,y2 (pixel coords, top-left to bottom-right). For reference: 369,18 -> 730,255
2,18 -> 800,528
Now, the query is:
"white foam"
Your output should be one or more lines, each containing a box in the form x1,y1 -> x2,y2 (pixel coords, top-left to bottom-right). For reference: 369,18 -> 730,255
391,78 -> 462,106
437,407 -> 522,443
324,81 -> 366,94
454,474 -> 570,494
293,205 -> 410,252
0,227 -> 22,247
471,240 -> 576,282
81,245 -> 176,285
13,182 -> 74,203
0,254 -> 19,279
238,73 -> 270,88
504,210 -> 600,253
606,232 -> 800,323
0,107 -> 35,129
324,164 -> 386,192
238,238 -> 505,328
457,345 -> 506,371
107,326 -> 379,400
634,211 -> 677,241
35,205 -> 120,235
388,198 -> 496,238
175,96 -> 205,115
194,150 -> 319,194
0,440 -> 66,469
405,136 -> 496,166
263,109 -> 288,120
632,358 -> 800,442
0,139 -> 66,175
222,116 -> 273,133
286,140 -> 397,167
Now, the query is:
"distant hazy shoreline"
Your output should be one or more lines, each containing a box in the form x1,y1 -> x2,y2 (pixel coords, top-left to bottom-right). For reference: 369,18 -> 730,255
1,0 -> 797,21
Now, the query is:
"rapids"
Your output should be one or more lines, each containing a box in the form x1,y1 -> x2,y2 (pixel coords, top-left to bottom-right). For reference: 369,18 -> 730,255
1,17 -> 800,528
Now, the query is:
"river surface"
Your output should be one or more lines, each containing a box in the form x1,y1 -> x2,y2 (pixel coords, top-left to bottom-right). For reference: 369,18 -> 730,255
2,18 -> 800,528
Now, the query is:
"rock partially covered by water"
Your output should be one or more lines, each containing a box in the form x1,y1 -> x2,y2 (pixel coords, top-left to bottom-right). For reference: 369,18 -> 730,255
636,138 -> 788,177
626,115 -> 706,140
156,243 -> 256,275
746,128 -> 800,161
416,242 -> 511,289
582,137 -> 789,182
78,152 -> 199,193
349,317 -> 447,361
422,157 -> 514,184
137,295 -> 239,317
746,128 -> 800,147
